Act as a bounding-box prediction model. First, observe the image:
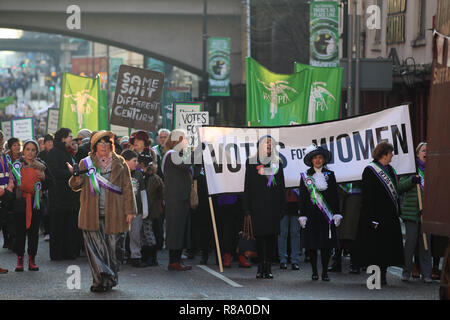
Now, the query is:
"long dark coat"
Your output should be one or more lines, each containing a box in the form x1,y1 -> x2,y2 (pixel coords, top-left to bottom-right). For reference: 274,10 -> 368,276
299,168 -> 339,249
243,157 -> 286,237
353,163 -> 404,267
337,182 -> 362,241
46,141 -> 79,211
163,151 -> 192,250
190,165 -> 213,251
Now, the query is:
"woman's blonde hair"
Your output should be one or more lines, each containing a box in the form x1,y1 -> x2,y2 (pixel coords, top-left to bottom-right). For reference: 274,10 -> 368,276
415,142 -> 427,155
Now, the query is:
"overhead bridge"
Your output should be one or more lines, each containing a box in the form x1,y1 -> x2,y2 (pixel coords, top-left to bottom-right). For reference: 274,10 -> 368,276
0,0 -> 243,84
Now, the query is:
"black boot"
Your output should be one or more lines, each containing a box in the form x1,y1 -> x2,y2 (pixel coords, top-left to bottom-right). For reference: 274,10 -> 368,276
328,249 -> 342,272
349,255 -> 360,274
264,262 -> 273,279
381,268 -> 387,285
147,246 -> 158,267
256,263 -> 263,279
200,250 -> 208,265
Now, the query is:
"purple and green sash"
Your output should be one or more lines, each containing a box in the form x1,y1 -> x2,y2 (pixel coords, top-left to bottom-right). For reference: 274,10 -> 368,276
82,156 -> 122,195
367,162 -> 398,210
417,167 -> 425,191
301,172 -> 334,224
33,182 -> 41,209
6,155 -> 21,186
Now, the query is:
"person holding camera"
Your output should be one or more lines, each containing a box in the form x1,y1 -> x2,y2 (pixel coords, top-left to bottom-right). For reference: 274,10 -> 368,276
68,131 -> 136,292
121,149 -> 149,268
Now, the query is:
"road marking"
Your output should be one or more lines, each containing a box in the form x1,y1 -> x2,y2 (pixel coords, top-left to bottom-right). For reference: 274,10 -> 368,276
257,297 -> 270,300
197,265 -> 243,288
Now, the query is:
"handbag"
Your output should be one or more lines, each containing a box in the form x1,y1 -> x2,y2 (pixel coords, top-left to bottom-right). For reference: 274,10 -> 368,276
238,215 -> 258,258
190,178 -> 199,210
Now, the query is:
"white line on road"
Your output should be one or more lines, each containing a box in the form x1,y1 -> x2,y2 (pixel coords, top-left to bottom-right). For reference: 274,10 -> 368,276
197,265 -> 243,288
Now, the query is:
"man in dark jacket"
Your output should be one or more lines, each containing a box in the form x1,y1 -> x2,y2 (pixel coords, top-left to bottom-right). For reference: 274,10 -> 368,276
46,128 -> 81,260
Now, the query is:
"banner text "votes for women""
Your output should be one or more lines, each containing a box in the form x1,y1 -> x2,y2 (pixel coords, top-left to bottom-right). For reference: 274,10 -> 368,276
199,105 -> 416,195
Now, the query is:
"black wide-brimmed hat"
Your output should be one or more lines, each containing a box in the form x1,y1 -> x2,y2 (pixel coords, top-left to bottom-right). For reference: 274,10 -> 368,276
303,144 -> 332,167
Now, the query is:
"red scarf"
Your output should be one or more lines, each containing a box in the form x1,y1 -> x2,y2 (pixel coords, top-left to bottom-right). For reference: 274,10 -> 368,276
19,166 -> 40,229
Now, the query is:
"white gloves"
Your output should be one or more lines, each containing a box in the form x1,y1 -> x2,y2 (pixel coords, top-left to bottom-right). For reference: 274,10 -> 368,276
333,214 -> 343,227
299,216 -> 308,228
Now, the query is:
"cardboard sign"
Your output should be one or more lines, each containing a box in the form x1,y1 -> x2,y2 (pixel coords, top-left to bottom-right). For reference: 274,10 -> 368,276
179,111 -> 209,147
173,102 -> 203,130
110,65 -> 164,131
11,118 -> 34,141
110,124 -> 130,137
46,108 -> 59,134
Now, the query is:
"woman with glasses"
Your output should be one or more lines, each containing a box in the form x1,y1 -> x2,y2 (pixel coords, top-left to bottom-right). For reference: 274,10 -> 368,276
68,131 -> 136,292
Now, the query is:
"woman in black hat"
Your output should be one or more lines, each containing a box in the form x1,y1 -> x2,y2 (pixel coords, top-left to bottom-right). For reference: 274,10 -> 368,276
299,144 -> 341,281
243,135 -> 286,279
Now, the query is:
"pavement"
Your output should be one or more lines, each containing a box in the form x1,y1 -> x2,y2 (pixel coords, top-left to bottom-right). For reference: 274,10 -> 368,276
0,234 -> 441,300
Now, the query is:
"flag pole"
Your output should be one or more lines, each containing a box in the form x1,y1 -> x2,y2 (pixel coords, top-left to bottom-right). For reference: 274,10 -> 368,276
417,185 -> 428,251
208,196 -> 223,273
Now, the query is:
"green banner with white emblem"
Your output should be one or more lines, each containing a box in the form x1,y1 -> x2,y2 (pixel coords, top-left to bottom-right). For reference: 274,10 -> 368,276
246,57 -> 310,126
310,1 -> 339,67
208,37 -> 230,96
294,62 -> 342,123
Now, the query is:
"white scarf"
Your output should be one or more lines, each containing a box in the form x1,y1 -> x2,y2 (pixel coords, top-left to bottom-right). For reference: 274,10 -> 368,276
312,167 -> 328,191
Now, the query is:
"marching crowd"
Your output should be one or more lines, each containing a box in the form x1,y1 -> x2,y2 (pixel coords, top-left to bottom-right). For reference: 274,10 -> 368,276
0,127 -> 448,292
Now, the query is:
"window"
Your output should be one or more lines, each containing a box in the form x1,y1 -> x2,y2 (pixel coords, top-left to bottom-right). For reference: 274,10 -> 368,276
386,0 -> 406,45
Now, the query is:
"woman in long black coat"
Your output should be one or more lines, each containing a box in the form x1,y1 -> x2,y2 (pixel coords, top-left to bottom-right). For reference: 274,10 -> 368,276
299,144 -> 341,281
243,135 -> 286,279
353,142 -> 404,285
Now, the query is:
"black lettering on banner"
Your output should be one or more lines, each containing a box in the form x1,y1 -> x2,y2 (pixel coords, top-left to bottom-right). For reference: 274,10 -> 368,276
375,126 -> 389,144
240,142 -> 254,159
225,143 -> 241,173
278,142 -> 287,168
391,124 -> 408,155
208,143 -> 223,173
312,137 -> 335,164
353,130 -> 375,161
336,134 -> 353,163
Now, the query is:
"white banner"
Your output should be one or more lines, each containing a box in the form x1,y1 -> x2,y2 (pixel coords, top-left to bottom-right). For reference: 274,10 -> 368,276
200,105 -> 415,195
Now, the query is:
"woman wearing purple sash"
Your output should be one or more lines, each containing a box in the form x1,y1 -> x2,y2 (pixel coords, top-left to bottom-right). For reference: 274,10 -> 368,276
353,141 -> 404,286
68,131 -> 136,292
298,144 -> 341,281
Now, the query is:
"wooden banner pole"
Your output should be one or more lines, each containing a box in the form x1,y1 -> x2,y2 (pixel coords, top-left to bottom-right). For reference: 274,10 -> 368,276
208,196 -> 223,273
417,184 -> 428,251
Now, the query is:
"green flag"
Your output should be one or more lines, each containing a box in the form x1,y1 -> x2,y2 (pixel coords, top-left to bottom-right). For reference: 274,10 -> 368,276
246,57 -> 310,126
98,89 -> 109,130
59,72 -> 100,134
294,62 -> 343,123
0,96 -> 14,110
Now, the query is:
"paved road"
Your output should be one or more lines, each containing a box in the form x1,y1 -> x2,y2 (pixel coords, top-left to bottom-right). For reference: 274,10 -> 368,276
0,235 -> 440,300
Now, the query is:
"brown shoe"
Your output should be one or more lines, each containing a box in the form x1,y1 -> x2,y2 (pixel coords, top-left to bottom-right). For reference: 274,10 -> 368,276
0,267 -> 8,274
168,262 -> 189,271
